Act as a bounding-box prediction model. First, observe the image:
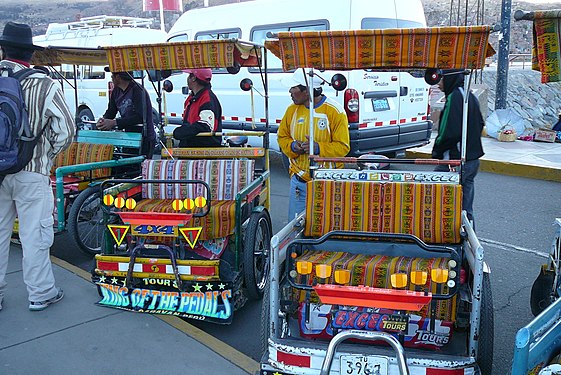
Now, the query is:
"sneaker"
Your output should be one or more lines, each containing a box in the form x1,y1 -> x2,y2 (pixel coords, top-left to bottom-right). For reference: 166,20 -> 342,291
29,289 -> 64,311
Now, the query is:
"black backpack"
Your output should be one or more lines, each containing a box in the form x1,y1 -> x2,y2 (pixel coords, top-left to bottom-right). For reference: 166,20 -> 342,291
0,67 -> 44,181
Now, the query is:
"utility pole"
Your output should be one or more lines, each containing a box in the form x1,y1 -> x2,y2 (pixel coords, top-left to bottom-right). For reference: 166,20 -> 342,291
495,0 -> 512,109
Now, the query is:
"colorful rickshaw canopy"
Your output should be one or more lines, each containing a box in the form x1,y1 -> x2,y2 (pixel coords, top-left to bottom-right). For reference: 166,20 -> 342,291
528,10 -> 561,83
31,39 -> 262,71
264,26 -> 495,71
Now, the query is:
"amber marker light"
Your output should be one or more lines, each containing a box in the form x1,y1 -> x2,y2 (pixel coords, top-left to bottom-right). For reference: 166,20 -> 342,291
114,196 -> 125,209
334,269 -> 351,285
315,264 -> 332,280
410,270 -> 428,286
431,268 -> 449,284
125,198 -> 136,210
296,261 -> 313,275
172,199 -> 183,211
103,194 -> 114,206
391,273 -> 408,288
184,198 -> 195,210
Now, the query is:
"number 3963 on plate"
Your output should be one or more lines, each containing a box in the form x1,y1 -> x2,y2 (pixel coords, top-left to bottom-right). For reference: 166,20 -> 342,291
340,355 -> 388,375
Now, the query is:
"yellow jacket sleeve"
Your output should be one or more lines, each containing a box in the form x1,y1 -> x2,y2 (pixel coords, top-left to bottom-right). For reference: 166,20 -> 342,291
277,105 -> 300,159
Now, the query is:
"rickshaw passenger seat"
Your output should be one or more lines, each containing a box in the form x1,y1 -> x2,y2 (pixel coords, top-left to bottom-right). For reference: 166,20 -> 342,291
51,142 -> 114,179
132,159 -> 255,241
304,180 -> 463,244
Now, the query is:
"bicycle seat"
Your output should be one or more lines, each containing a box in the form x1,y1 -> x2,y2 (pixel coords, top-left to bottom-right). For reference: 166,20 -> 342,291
226,136 -> 248,147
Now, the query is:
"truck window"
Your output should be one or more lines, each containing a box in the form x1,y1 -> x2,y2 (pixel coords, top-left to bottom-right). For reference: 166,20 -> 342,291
168,34 -> 189,42
194,29 -> 241,73
361,18 -> 424,29
250,20 -> 329,72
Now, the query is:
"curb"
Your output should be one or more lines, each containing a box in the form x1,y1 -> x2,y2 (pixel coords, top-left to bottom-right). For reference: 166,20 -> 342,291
50,256 -> 259,375
406,150 -> 561,183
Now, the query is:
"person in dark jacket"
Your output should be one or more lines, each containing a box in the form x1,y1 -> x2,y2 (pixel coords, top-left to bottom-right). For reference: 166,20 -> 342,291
97,71 -> 156,158
432,69 -> 485,223
173,68 -> 222,147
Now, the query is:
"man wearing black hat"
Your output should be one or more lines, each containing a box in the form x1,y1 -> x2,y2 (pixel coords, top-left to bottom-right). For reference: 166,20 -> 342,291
96,70 -> 156,158
0,22 -> 75,311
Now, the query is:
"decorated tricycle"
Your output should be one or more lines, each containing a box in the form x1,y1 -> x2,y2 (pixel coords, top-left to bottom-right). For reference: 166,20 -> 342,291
260,26 -> 495,374
82,39 -> 273,323
511,8 -> 561,375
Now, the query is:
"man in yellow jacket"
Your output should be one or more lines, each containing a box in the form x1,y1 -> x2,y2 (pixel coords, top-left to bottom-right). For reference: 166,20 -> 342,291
278,69 -> 350,220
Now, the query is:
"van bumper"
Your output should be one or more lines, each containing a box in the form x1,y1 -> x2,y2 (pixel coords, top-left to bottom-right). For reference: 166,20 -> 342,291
348,120 -> 432,156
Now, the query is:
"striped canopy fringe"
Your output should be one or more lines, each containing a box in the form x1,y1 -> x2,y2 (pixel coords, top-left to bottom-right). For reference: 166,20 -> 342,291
265,26 -> 495,71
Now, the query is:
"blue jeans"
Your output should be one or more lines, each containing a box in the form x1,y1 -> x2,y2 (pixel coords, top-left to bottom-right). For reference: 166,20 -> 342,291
288,175 -> 307,220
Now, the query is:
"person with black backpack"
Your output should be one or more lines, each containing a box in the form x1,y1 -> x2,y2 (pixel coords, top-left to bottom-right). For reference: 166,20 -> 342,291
0,22 -> 75,312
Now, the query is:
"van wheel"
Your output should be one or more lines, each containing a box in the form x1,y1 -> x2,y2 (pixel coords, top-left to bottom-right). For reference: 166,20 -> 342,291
77,108 -> 94,130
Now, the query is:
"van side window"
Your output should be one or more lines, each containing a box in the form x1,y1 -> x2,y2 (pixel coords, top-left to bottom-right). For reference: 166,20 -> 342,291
195,29 -> 241,73
361,18 -> 424,29
168,34 -> 189,42
83,65 -> 105,80
250,20 -> 329,72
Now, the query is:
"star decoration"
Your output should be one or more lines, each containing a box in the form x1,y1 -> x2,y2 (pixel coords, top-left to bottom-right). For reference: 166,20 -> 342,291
111,277 -> 119,285
193,283 -> 202,292
273,372 -> 282,375
99,275 -> 106,283
218,283 -> 225,290
206,283 -> 213,291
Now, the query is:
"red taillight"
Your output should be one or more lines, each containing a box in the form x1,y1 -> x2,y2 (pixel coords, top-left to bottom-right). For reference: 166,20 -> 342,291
344,88 -> 359,123
427,87 -> 432,119
276,350 -> 311,367
426,368 -> 466,374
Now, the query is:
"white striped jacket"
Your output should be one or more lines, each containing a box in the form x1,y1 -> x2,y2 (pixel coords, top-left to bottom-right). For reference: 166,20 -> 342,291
0,60 -> 75,176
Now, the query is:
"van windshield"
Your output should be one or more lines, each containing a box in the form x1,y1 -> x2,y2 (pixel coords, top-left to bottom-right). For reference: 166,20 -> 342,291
361,18 -> 424,29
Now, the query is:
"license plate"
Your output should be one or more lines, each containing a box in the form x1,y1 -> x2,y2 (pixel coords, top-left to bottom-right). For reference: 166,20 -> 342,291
372,98 -> 390,112
340,355 -> 388,375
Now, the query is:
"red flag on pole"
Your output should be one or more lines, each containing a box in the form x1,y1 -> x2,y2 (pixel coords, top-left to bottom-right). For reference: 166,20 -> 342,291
143,0 -> 182,11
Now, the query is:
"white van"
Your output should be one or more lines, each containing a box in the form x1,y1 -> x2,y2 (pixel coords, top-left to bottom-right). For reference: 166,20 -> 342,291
165,0 -> 431,156
33,16 -> 167,129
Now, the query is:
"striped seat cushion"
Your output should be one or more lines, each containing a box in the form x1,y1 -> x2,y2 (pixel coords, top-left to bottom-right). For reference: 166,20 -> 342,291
131,199 -> 236,240
304,180 -> 462,244
52,142 -> 114,179
141,159 -> 254,201
304,180 -> 383,237
294,250 -> 457,321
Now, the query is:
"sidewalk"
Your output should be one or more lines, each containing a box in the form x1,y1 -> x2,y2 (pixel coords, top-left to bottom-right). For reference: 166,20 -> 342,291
0,246 -> 258,375
406,133 -> 561,182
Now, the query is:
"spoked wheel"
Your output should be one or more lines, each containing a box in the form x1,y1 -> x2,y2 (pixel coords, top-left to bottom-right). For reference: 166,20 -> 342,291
530,267 -> 556,316
477,272 -> 494,375
243,210 -> 272,300
68,185 -> 105,256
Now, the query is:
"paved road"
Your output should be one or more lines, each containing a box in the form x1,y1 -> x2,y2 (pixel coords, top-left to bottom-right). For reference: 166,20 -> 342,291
50,156 -> 561,374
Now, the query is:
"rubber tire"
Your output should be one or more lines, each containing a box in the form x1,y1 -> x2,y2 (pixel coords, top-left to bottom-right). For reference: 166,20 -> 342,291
243,210 -> 272,300
477,272 -> 494,375
530,268 -> 556,316
77,108 -> 94,130
259,281 -> 271,357
68,185 -> 104,256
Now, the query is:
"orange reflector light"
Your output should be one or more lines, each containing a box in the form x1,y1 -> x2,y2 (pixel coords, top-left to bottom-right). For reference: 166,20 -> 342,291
195,196 -> 207,208
411,271 -> 428,285
391,273 -> 408,288
114,196 -> 125,208
316,264 -> 332,279
184,198 -> 195,210
334,269 -> 351,285
125,198 -> 136,210
431,268 -> 449,284
296,261 -> 313,275
103,194 -> 114,206
172,199 -> 183,211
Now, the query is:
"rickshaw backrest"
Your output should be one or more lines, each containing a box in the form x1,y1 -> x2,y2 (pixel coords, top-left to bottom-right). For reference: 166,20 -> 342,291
304,179 -> 462,244
51,142 -> 114,179
141,159 -> 255,201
